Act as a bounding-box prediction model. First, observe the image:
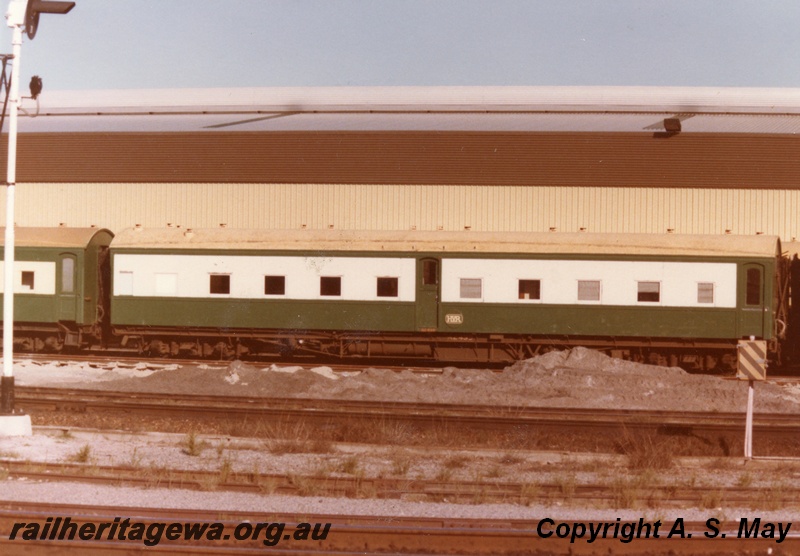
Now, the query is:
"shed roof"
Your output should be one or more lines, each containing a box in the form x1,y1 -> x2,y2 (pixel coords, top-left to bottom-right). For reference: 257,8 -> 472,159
37,86 -> 800,115
6,86 -> 799,187
19,86 -> 800,135
0,227 -> 113,248
111,227 -> 781,259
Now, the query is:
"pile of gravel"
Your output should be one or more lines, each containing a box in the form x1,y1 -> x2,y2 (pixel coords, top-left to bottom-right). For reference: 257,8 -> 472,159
17,347 -> 800,413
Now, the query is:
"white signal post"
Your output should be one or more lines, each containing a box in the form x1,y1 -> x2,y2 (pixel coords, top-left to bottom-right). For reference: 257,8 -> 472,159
1,0 -> 74,435
0,0 -> 28,435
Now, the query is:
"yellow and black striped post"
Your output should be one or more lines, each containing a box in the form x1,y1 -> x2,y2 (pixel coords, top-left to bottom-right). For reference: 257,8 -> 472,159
736,340 -> 767,381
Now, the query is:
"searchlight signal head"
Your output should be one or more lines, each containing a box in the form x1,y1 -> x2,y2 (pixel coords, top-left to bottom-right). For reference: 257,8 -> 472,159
25,0 -> 75,39
5,0 -> 75,39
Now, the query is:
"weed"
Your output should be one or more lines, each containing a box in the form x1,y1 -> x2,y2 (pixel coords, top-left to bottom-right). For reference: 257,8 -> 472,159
610,477 -> 641,509
736,472 -> 753,488
269,437 -> 335,455
337,455 -> 360,475
289,474 -> 321,496
355,473 -> 377,499
389,451 -> 413,476
218,458 -> 233,484
198,475 -> 219,492
752,482 -> 788,511
257,477 -> 280,495
497,453 -> 525,466
700,490 -> 724,509
142,465 -> 173,489
616,430 -> 674,471
519,482 -> 539,506
470,487 -> 488,505
435,468 -> 453,482
707,457 -> 735,471
68,444 -> 92,464
484,465 -> 503,479
127,447 -> 142,468
443,455 -> 469,470
556,473 -> 577,497
181,432 -> 207,457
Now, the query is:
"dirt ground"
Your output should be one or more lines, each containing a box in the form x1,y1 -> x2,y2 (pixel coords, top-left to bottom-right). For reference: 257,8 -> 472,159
13,347 -> 800,414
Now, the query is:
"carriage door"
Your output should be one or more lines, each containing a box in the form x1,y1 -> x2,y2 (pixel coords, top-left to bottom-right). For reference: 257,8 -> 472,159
57,254 -> 78,322
416,258 -> 439,331
738,264 -> 765,339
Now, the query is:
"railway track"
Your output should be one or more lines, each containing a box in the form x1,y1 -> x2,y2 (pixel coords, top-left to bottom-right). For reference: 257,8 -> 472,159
15,385 -> 800,452
2,457 -> 799,509
0,501 -> 797,554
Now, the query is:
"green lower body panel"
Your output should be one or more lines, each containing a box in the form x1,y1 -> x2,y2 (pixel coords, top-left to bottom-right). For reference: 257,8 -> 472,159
111,297 -> 417,332
0,294 -> 59,324
438,303 -> 743,340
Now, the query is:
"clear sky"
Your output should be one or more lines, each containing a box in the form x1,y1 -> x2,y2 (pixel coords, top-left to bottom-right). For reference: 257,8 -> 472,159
0,0 -> 798,92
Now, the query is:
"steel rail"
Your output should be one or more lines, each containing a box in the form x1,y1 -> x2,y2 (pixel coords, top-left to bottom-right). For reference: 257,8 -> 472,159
0,502 -> 797,555
15,385 -> 800,435
2,459 -> 799,508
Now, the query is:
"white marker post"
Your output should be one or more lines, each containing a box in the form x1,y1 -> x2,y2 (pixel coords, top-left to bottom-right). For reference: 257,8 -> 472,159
1,0 -> 74,435
744,380 -> 754,459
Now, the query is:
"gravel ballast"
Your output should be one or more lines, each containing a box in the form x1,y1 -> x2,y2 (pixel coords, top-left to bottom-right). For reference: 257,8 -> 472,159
1,348 -> 798,522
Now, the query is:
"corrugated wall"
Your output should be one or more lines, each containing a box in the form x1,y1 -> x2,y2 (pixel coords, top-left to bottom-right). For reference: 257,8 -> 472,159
2,183 -> 799,244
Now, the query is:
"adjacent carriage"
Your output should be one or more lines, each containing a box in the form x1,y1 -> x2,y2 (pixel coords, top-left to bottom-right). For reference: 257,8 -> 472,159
0,227 -> 113,351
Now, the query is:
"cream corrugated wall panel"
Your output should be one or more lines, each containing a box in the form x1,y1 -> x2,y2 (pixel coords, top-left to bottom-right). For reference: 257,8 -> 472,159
2,182 -> 799,243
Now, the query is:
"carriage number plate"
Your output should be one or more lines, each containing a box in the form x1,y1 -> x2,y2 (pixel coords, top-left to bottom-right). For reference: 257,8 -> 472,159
445,314 -> 464,325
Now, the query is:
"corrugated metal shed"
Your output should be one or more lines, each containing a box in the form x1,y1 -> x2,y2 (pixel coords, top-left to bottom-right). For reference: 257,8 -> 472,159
8,183 -> 798,242
0,86 -> 797,241
0,85 -> 796,186
3,131 -> 798,187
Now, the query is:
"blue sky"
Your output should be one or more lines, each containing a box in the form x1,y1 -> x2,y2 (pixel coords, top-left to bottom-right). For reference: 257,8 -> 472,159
1,0 -> 799,91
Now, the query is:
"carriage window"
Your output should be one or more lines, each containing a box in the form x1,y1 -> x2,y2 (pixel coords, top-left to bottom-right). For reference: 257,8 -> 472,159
61,257 -> 74,293
320,276 -> 341,296
460,278 -> 482,299
117,271 -> 133,296
264,275 -> 285,295
697,282 -> 714,304
21,271 -> 34,290
578,280 -> 601,301
377,277 -> 399,298
746,268 -> 761,305
637,281 -> 660,302
422,260 -> 438,286
518,279 -> 541,300
155,273 -> 177,295
210,274 -> 230,295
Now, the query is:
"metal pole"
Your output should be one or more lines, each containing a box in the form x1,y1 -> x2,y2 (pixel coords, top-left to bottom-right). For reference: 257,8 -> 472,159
1,23 -> 20,414
744,379 -> 754,459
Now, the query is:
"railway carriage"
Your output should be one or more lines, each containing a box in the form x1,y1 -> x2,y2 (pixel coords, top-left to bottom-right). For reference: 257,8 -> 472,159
107,227 -> 789,369
0,227 -> 114,351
